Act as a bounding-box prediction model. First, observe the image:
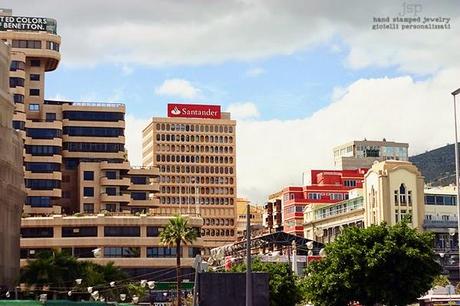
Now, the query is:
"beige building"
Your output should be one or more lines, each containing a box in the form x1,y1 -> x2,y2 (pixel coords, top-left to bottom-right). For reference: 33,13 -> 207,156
0,9 -> 203,276
262,191 -> 283,233
304,160 -> 425,242
0,40 -> 26,288
334,139 -> 409,170
142,107 -> 237,253
235,198 -> 264,239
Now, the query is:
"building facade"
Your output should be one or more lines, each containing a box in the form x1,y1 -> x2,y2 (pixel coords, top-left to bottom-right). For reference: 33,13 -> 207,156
235,198 -> 264,239
263,168 -> 367,237
142,104 -> 237,253
333,139 -> 409,170
1,10 -> 203,275
0,40 -> 25,288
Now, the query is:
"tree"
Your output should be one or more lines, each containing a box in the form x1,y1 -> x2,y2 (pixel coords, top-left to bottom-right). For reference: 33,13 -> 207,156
302,222 -> 442,306
160,215 -> 198,306
230,258 -> 304,306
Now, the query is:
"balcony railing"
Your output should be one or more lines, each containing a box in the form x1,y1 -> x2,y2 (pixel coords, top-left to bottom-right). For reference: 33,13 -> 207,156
423,220 -> 458,228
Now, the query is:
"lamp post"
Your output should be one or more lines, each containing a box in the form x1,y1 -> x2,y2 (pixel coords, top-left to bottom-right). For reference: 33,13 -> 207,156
451,87 -> 460,280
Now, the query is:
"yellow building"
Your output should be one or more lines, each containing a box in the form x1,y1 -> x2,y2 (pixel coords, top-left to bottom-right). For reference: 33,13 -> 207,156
235,198 -> 264,239
142,104 -> 237,253
0,39 -> 26,288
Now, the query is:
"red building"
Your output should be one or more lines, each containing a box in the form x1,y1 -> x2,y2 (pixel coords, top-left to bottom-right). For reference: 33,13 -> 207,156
277,168 -> 367,236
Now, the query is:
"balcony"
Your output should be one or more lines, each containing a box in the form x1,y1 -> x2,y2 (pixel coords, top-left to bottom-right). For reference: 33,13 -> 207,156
100,193 -> 130,203
128,166 -> 159,176
100,161 -> 130,170
128,183 -> 160,192
129,198 -> 160,207
100,177 -> 130,187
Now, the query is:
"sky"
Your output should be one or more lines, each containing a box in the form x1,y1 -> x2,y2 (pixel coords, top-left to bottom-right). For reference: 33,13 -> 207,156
4,0 -> 460,203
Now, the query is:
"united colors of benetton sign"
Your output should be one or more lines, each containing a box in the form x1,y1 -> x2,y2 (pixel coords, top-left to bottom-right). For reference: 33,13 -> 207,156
0,15 -> 57,34
167,104 -> 221,119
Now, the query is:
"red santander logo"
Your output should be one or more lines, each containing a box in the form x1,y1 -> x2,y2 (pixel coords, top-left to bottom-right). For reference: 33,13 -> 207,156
167,103 -> 221,119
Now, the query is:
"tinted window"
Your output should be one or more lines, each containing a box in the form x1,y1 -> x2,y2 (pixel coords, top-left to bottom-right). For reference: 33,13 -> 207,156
63,111 -> 124,122
104,226 -> 140,237
26,128 -> 62,139
131,192 -> 147,200
25,179 -> 60,190
30,74 -> 40,81
12,120 -> 25,130
62,227 -> 98,237
83,171 -> 94,180
26,196 -> 52,207
63,127 -> 124,137
25,162 -> 60,173
104,247 -> 140,258
13,94 -> 24,103
63,142 -> 124,153
9,77 -> 24,88
146,227 -> 163,237
21,227 -> 54,238
29,89 -> 40,96
25,145 -> 61,156
83,187 -> 94,197
131,176 -> 147,184
30,59 -> 41,67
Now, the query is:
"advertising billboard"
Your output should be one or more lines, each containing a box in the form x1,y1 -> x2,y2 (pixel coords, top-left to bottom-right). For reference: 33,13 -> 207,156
167,103 -> 221,119
0,15 -> 57,34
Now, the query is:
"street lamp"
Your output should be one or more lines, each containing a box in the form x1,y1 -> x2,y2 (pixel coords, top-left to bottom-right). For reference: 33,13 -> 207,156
452,87 -> 460,280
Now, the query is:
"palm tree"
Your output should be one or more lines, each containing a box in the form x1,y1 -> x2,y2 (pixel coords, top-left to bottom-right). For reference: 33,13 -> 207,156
160,215 -> 198,306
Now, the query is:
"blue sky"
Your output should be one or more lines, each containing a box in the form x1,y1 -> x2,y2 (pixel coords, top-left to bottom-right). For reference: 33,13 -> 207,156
46,40 -> 412,121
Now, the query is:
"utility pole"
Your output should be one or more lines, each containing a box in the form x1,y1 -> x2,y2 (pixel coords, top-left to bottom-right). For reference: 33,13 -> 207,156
192,254 -> 201,306
246,202 -> 252,306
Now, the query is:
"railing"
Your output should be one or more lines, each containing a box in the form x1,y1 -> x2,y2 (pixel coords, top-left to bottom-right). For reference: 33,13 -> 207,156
315,200 -> 363,220
130,165 -> 155,170
423,220 -> 458,228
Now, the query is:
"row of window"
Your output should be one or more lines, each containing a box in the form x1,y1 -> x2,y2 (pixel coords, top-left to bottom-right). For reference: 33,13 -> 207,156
14,94 -> 24,103
63,111 -> 124,122
26,196 -> 52,207
425,195 -> 457,206
26,128 -> 62,139
63,127 -> 124,137
160,196 -> 234,205
25,162 -> 60,173
25,179 -> 60,190
201,228 -> 234,237
156,144 -> 234,154
156,123 -> 233,134
285,206 -> 305,214
156,154 -> 233,165
203,218 -> 234,226
63,142 -> 124,153
10,60 -> 25,71
156,134 -> 234,144
161,186 -> 234,195
11,40 -> 60,51
13,120 -> 25,130
25,145 -> 61,156
9,77 -> 24,88
307,192 -> 349,201
21,226 -> 200,238
160,175 -> 234,185
158,164 -> 234,175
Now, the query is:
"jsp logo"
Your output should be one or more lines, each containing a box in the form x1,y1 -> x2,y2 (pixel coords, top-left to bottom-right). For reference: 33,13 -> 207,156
399,2 -> 422,17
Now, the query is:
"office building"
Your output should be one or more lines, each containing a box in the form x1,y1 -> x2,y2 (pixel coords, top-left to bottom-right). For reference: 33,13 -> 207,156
142,103 -> 237,252
333,139 -> 409,170
1,10 -> 203,275
0,40 -> 25,288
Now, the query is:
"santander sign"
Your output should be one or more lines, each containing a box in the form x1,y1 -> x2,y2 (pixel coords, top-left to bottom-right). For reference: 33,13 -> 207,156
167,103 -> 221,119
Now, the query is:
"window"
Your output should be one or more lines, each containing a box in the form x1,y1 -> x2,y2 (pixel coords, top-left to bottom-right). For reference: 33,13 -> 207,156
308,193 -> 321,200
83,187 -> 94,197
45,113 -> 56,122
63,111 -> 124,122
104,226 -> 140,237
146,227 -> 163,237
46,41 -> 60,51
131,192 -> 147,200
29,89 -> 40,96
105,171 -> 117,179
13,94 -> 24,103
25,162 -> 60,173
26,196 -> 52,207
12,120 -> 25,130
105,204 -> 117,212
12,40 -> 41,49
105,187 -> 117,196
62,227 -> 97,237
10,60 -> 25,71
28,104 -> 40,111
26,128 -> 61,139
83,171 -> 94,181
83,203 -> 94,213
344,180 -> 357,187
9,77 -> 24,88
104,247 -> 140,258
146,247 -> 179,258
21,227 -> 54,238
62,127 -> 124,137
30,74 -> 40,81
131,176 -> 147,184
30,59 -> 41,67
63,142 -> 124,153
25,145 -> 61,156
25,179 -> 60,190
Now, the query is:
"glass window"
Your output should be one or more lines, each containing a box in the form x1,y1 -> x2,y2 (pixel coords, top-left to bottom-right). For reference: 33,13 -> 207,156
30,74 -> 40,81
104,247 -> 140,258
131,192 -> 147,200
62,111 -> 124,122
26,196 -> 52,207
105,171 -> 117,179
131,176 -> 147,184
62,227 -> 97,237
30,59 -> 41,67
83,203 -> 94,213
9,77 -> 25,88
21,227 -> 54,238
29,89 -> 40,96
104,226 -> 140,237
26,128 -> 61,139
146,227 -> 163,237
46,113 -> 56,122
13,94 -> 24,103
25,179 -> 60,190
83,171 -> 94,181
25,162 -> 60,173
28,104 -> 40,111
83,187 -> 94,197
425,195 -> 435,205
105,187 -> 117,195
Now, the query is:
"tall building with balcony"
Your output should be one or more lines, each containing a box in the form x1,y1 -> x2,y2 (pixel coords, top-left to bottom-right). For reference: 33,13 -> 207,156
1,10 -> 203,276
0,40 -> 26,288
142,103 -> 236,253
333,139 -> 409,170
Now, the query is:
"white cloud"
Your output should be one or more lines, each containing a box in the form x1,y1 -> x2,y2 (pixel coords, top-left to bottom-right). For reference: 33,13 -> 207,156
226,102 -> 260,120
245,67 -> 265,77
6,1 -> 459,73
234,68 -> 460,203
155,79 -> 201,99
125,114 -> 150,166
